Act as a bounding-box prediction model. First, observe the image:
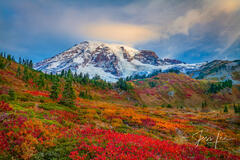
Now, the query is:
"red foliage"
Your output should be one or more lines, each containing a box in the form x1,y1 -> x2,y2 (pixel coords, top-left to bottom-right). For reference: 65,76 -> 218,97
138,81 -> 144,84
0,70 -> 14,76
49,110 -> 80,123
57,94 -> 62,101
0,101 -> 12,112
24,90 -> 49,97
69,128 -> 240,160
184,88 -> 195,98
0,131 -> 9,152
0,86 -> 9,95
28,79 -> 38,88
141,118 -> 156,127
106,115 -> 124,120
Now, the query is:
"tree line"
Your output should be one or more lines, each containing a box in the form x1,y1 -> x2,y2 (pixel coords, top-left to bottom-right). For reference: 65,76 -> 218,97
207,80 -> 233,94
1,51 -> 134,107
126,69 -> 162,81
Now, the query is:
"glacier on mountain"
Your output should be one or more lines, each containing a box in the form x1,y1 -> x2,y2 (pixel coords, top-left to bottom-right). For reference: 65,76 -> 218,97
34,41 -> 204,82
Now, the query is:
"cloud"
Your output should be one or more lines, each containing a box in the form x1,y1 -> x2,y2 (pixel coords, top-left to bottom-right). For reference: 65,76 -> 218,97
62,21 -> 158,45
57,0 -> 240,45
4,0 -> 240,46
1,0 -> 240,62
215,0 -> 240,13
168,10 -> 203,36
83,23 -> 158,45
161,0 -> 240,38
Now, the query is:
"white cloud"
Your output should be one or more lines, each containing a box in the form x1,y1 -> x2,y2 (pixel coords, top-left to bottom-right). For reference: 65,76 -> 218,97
157,0 -> 240,39
81,22 -> 158,45
2,0 -> 240,50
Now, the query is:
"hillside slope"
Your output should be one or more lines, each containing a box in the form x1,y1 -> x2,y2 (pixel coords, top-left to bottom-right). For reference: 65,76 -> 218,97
133,73 -> 240,108
189,60 -> 240,84
0,56 -> 240,159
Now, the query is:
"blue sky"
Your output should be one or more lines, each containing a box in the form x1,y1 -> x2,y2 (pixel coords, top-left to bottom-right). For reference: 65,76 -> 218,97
0,0 -> 240,63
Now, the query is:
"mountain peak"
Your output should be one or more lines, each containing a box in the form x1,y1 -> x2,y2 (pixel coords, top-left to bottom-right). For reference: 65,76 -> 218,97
34,41 -> 201,82
80,40 -> 139,56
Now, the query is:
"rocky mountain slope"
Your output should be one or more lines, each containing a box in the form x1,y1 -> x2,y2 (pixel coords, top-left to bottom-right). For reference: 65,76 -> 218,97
34,41 -> 203,82
189,60 -> 240,84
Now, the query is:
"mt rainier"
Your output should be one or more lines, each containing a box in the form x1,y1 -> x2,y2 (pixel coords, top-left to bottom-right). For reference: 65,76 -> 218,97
34,41 -> 203,82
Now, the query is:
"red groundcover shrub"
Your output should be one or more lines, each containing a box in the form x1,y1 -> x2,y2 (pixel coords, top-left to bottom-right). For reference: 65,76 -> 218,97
24,90 -> 49,97
0,101 -> 12,112
69,128 -> 240,160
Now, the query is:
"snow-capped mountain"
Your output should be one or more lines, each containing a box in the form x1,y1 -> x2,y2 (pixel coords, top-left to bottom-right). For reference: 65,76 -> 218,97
34,41 -> 203,82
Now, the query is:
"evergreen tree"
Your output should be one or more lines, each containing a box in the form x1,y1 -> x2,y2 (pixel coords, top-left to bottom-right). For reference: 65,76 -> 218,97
44,73 -> 48,79
79,73 -> 83,79
226,80 -> 232,88
0,75 -> 2,83
0,58 -> 5,69
22,66 -> 29,82
37,74 -> 45,89
202,100 -> 207,108
29,60 -> 33,68
79,90 -> 92,99
208,80 -> 233,94
19,57 -> 22,64
45,83 -> 49,91
8,89 -> 16,101
16,66 -> 21,78
93,74 -> 100,80
224,105 -> 228,113
7,54 -> 11,61
50,80 -> 59,100
234,104 -> 240,113
50,72 -> 53,81
74,72 -> 78,80
149,81 -> 157,88
59,79 -> 76,107
67,69 -> 73,80
11,56 -> 15,62
82,73 -> 89,84
234,104 -> 237,113
61,70 -> 65,77
116,78 -> 133,91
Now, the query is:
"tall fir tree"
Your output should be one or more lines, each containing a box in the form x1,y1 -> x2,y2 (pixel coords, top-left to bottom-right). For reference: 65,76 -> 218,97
67,69 -> 73,80
50,72 -> 53,81
116,78 -> 132,91
59,78 -> 76,107
22,66 -> 29,82
50,80 -> 59,100
19,57 -> 22,64
224,105 -> 228,113
61,70 -> 65,77
37,74 -> 45,89
0,57 -> 6,69
16,66 -> 21,78
29,60 -> 33,68
7,54 -> 11,61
